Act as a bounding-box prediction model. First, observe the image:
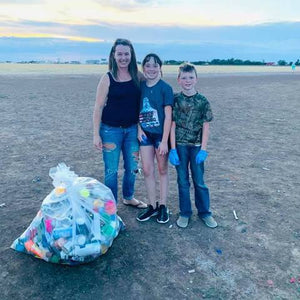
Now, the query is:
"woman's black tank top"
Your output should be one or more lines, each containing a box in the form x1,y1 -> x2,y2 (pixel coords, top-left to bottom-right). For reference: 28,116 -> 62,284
101,72 -> 140,127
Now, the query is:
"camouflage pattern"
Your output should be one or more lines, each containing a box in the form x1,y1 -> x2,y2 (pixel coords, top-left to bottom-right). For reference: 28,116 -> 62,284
173,92 -> 213,145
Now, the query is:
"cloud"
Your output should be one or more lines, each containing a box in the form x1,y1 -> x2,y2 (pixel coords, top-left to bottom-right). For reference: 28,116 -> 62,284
0,0 -> 43,3
93,0 -> 156,9
1,21 -> 299,62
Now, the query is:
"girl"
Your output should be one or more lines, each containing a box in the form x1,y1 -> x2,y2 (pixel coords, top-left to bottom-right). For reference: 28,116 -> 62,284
93,38 -> 147,209
136,53 -> 173,223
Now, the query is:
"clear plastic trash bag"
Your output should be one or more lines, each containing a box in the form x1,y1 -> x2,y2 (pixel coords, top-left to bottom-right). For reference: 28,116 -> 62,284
11,163 -> 124,265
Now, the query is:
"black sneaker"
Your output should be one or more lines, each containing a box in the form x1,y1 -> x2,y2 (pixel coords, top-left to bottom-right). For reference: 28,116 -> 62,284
136,205 -> 158,222
157,205 -> 169,224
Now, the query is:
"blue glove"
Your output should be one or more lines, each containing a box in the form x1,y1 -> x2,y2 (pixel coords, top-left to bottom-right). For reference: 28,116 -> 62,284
195,150 -> 208,164
169,149 -> 180,166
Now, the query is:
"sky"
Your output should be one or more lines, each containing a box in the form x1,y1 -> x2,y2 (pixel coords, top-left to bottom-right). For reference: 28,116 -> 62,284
1,0 -> 300,62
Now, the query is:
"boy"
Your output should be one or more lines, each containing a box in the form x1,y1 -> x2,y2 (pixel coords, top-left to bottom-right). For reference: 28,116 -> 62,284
169,63 -> 217,228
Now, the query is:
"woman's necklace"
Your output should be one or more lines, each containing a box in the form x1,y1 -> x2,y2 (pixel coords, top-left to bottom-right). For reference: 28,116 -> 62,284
117,71 -> 131,82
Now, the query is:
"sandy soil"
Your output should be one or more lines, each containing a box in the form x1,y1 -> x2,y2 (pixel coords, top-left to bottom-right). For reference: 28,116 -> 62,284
0,73 -> 299,300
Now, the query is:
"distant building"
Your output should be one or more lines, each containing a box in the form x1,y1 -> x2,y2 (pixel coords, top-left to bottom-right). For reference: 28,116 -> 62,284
85,58 -> 108,65
86,60 -> 100,64
70,61 -> 81,64
265,62 -> 275,66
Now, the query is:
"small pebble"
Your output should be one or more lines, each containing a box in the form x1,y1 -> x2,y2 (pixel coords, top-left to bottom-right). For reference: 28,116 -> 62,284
267,279 -> 273,285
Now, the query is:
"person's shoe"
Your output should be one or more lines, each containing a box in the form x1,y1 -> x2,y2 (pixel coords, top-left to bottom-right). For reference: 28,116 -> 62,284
157,205 -> 169,224
176,216 -> 189,228
123,198 -> 147,209
136,205 -> 158,222
201,215 -> 218,228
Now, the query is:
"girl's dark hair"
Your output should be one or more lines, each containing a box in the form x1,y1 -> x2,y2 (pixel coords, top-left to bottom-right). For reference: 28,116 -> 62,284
108,38 -> 139,87
142,53 -> 162,67
142,53 -> 163,77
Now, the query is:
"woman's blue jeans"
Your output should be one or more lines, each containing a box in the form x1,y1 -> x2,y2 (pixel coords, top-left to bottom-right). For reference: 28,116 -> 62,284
100,123 -> 139,202
175,144 -> 211,218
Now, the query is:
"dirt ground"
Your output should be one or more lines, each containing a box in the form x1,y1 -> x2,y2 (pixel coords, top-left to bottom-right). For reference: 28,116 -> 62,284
0,72 -> 299,300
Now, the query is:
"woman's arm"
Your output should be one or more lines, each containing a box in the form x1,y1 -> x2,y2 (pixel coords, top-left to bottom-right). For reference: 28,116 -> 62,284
158,105 -> 172,155
93,74 -> 109,150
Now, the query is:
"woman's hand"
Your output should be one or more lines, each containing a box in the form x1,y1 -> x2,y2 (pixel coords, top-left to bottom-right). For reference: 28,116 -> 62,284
93,135 -> 103,151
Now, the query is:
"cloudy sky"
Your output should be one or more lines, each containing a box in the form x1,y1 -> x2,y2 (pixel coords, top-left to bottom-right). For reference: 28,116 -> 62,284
1,0 -> 300,62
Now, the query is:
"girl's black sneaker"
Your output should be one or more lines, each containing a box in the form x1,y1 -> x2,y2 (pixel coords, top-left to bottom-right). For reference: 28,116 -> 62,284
157,205 -> 169,223
136,205 -> 158,222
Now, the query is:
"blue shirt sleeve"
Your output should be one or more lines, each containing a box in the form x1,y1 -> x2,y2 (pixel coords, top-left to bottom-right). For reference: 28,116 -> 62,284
162,81 -> 174,107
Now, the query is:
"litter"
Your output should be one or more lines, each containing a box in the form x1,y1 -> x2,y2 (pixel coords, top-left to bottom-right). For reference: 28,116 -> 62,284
11,163 -> 124,265
233,210 -> 238,220
188,269 -> 195,273
215,249 -> 222,255
267,279 -> 273,286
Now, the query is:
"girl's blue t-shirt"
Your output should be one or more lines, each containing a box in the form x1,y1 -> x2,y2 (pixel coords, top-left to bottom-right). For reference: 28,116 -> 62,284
139,79 -> 173,135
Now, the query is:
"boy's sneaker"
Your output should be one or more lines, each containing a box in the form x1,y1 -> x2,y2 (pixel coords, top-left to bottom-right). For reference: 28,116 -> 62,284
136,205 -> 158,222
176,216 -> 189,228
157,205 -> 169,224
201,215 -> 218,228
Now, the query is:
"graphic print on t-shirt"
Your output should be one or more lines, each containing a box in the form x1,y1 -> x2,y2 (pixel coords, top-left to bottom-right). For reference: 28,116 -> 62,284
139,97 -> 160,128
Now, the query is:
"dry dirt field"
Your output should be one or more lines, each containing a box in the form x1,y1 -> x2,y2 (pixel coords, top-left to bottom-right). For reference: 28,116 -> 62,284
0,72 -> 299,299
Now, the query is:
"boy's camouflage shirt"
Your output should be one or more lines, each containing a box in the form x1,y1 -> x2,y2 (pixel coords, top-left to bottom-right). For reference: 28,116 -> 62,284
173,92 -> 213,145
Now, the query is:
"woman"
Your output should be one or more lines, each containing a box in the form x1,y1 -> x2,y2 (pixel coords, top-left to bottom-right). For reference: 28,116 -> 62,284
93,38 -> 147,208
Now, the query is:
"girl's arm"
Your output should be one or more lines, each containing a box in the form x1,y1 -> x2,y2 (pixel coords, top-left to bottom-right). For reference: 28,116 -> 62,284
201,122 -> 210,150
137,123 -> 146,142
158,105 -> 172,155
93,74 -> 109,150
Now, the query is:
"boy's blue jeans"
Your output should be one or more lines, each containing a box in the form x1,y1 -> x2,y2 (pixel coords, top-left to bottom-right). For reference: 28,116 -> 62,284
175,144 -> 211,218
100,123 -> 139,202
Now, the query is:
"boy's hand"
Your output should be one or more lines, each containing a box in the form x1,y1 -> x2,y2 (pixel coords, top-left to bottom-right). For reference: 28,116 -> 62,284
169,149 -> 180,165
195,150 -> 208,164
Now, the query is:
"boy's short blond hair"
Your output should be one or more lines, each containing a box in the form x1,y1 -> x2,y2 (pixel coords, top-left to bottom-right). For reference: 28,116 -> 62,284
178,63 -> 197,78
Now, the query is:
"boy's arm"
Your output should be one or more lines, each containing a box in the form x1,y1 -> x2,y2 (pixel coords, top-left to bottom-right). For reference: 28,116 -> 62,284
170,121 -> 176,149
169,120 -> 180,165
195,121 -> 210,164
201,122 -> 210,150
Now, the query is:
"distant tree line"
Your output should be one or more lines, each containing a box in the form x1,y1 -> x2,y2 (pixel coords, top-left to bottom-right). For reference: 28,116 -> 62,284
3,58 -> 300,66
164,58 -> 300,66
